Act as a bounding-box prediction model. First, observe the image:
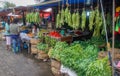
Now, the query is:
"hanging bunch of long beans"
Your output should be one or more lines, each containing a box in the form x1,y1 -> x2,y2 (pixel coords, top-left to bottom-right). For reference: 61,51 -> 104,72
81,8 -> 86,31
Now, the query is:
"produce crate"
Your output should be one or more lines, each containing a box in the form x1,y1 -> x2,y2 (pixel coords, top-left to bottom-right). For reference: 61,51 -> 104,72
37,52 -> 49,60
37,50 -> 46,54
99,48 -> 120,60
31,45 -> 38,54
30,38 -> 40,45
51,67 -> 62,76
51,59 -> 61,70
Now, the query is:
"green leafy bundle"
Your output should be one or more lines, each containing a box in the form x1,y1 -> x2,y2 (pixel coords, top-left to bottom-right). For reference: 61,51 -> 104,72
86,57 -> 111,76
37,43 -> 49,53
26,12 -> 41,23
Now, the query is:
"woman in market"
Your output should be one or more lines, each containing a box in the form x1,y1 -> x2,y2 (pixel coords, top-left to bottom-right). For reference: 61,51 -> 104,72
4,19 -> 11,51
10,19 -> 20,53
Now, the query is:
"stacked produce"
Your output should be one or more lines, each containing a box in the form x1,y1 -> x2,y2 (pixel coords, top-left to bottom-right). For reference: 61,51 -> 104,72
26,12 -> 41,23
48,41 -> 111,76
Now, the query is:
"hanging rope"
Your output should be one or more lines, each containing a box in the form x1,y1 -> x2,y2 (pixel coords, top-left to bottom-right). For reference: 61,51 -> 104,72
91,0 -> 93,7
74,0 -> 75,12
77,0 -> 79,10
70,0 -> 71,11
66,0 -> 69,7
58,0 -> 61,13
84,0 -> 85,8
62,0 -> 64,9
100,0 -> 109,45
97,0 -> 99,7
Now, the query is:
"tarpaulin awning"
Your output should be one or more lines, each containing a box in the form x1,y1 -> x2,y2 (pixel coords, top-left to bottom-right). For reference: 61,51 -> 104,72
33,0 -> 97,9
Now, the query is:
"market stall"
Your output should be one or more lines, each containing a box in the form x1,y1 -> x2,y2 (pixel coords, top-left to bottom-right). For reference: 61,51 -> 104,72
17,0 -> 120,76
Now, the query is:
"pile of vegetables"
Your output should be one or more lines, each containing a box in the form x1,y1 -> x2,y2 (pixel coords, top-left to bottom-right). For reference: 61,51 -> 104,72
37,43 -> 49,53
49,31 -> 62,38
48,41 -> 68,60
37,29 -> 48,38
86,57 -> 111,76
26,12 -> 41,23
84,36 -> 105,46
44,36 -> 57,47
49,41 -> 111,76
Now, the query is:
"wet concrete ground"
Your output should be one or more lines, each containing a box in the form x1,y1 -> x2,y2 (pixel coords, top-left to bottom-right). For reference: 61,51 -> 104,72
0,41 -> 54,76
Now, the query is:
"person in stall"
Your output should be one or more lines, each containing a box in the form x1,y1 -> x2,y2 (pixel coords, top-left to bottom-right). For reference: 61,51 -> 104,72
10,18 -> 20,53
4,19 -> 11,51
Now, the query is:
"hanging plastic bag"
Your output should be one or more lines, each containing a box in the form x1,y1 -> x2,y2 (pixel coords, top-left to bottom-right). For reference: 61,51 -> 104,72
115,17 -> 119,32
115,24 -> 119,32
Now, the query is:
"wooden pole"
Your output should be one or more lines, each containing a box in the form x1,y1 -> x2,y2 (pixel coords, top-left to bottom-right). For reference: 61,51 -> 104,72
112,0 -> 115,76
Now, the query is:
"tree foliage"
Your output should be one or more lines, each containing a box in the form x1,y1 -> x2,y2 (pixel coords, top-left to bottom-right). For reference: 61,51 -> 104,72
3,1 -> 16,9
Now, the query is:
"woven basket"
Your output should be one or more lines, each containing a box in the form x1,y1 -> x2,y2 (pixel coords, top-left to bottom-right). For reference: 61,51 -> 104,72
37,53 -> 49,59
51,59 -> 61,70
51,67 -> 62,76
30,38 -> 40,45
31,47 -> 38,54
37,50 -> 46,54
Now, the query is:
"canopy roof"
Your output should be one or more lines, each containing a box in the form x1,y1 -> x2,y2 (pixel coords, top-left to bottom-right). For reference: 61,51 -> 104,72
33,0 -> 97,9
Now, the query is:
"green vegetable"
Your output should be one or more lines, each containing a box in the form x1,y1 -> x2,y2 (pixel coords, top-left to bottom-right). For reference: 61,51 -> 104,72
44,36 -> 57,47
67,10 -> 72,27
60,9 -> 65,25
56,13 -> 62,28
76,11 -> 80,29
89,10 -> 95,30
65,7 -> 69,23
93,7 -> 103,37
50,41 -> 100,76
86,57 -> 111,76
72,12 -> 76,28
81,8 -> 86,31
37,43 -> 49,53
26,12 -> 41,23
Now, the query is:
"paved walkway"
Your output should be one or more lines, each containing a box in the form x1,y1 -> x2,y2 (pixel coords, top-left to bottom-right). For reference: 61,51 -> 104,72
0,41 -> 53,76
